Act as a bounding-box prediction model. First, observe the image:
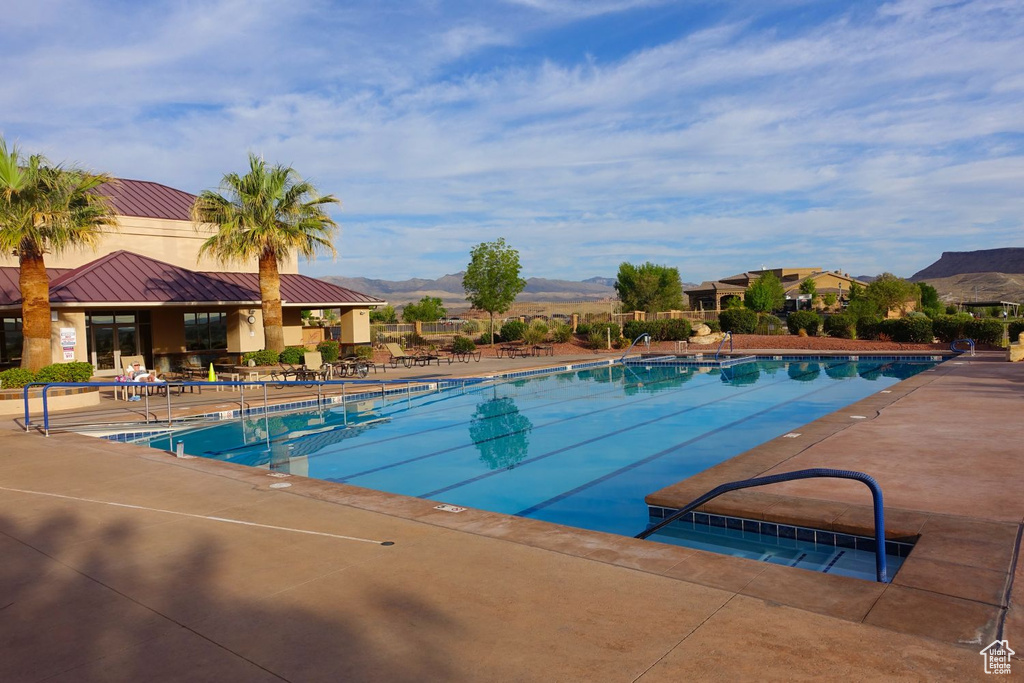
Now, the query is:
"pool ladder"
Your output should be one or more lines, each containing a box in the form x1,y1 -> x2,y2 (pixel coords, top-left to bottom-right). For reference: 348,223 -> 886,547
714,331 -> 733,360
636,468 -> 890,583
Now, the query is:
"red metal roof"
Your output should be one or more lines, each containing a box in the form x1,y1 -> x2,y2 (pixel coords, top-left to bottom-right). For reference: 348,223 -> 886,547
0,251 -> 383,308
97,179 -> 197,221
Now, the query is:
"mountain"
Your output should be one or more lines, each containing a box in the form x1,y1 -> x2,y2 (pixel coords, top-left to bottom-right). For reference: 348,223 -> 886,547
321,272 -> 619,306
911,248 -> 1024,281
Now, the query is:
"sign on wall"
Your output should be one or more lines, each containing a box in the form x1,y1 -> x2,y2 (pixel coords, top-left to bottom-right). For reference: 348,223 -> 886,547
60,327 -> 76,361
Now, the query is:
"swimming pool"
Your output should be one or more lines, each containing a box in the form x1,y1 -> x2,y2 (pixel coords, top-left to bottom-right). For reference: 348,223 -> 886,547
147,359 -> 935,537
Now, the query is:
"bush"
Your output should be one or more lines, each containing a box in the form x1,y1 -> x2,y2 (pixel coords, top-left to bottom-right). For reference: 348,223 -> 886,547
856,316 -> 882,340
461,320 -> 480,335
587,331 -> 606,349
316,340 -> 340,363
0,367 -> 35,389
404,332 -> 427,348
243,349 -> 281,366
523,327 -> 546,345
612,336 -> 629,349
877,317 -> 933,343
588,322 -> 621,341
823,313 -> 856,339
719,308 -> 758,334
705,320 -> 721,333
931,314 -> 973,343
967,318 -> 1004,344
354,345 -> 374,360
452,335 -> 476,353
787,311 -> 821,336
278,346 -> 305,364
1010,321 -> 1024,341
575,322 -> 592,335
622,319 -> 692,342
479,331 -> 496,345
945,305 -> 959,315
34,361 -> 95,383
755,314 -> 785,335
550,322 -> 572,343
500,320 -> 527,342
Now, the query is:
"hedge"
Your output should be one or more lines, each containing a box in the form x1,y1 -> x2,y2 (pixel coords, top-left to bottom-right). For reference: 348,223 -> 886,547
787,311 -> 821,336
931,314 -> 973,343
856,316 -> 882,340
967,319 -> 1004,345
877,317 -> 933,343
279,346 -> 307,364
242,349 -> 281,366
34,361 -> 94,383
1010,321 -> 1024,341
823,313 -> 855,339
0,367 -> 36,389
622,319 -> 692,342
718,308 -> 758,334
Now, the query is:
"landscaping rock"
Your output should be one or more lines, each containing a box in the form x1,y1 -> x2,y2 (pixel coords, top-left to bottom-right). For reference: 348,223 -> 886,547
694,324 -> 711,336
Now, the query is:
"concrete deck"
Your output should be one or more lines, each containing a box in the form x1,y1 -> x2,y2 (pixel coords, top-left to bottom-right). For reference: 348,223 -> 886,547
1,352 -> 1018,680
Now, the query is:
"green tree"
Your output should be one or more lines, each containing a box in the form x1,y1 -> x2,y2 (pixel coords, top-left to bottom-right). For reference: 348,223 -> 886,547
192,154 -> 339,352
0,137 -> 116,370
744,271 -> 785,313
799,279 -> 817,298
462,238 -> 526,345
614,262 -> 684,313
846,281 -> 880,320
917,282 -> 943,317
402,296 -> 447,322
865,273 -> 919,317
369,304 -> 397,324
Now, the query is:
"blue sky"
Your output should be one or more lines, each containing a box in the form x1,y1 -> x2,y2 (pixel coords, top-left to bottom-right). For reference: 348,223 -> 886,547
2,0 -> 1023,282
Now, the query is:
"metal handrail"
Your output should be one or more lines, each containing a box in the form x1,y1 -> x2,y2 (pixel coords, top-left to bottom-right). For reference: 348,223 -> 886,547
619,333 -> 651,361
22,377 -> 489,436
950,338 -> 976,356
714,331 -> 733,360
636,467 -> 890,582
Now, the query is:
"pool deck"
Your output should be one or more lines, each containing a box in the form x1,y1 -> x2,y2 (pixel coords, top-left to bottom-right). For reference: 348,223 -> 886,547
1,351 -> 1018,680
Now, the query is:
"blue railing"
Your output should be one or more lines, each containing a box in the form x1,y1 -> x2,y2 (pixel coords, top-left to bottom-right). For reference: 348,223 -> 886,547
22,377 -> 489,436
950,338 -> 975,356
635,467 -> 890,582
714,331 -> 733,360
619,333 -> 651,362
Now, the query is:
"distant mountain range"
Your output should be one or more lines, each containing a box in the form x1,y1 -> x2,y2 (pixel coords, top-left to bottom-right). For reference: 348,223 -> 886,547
911,248 -> 1024,303
321,272 -> 627,306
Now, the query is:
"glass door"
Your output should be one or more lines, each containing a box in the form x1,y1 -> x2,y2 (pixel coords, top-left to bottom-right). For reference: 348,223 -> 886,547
92,326 -> 115,370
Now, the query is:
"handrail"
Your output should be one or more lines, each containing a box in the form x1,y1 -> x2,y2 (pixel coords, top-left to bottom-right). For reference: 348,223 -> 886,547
636,467 -> 890,582
22,377 -> 490,435
619,333 -> 651,362
714,331 -> 733,360
950,338 -> 975,356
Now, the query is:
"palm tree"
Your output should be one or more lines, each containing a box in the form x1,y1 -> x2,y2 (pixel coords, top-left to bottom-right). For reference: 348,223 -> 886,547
191,154 -> 339,352
0,137 -> 115,371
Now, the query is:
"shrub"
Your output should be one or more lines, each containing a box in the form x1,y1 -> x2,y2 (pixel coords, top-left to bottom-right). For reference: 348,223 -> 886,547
575,322 -> 592,335
523,326 -> 547,345
452,335 -> 477,353
856,316 -> 882,340
787,311 -> 821,336
461,320 -> 480,335
479,331 -> 496,345
500,320 -> 527,342
34,361 -> 95,383
612,336 -> 629,349
354,345 -> 374,360
587,331 -> 606,349
316,340 -> 340,363
719,308 -> 758,334
0,368 -> 35,389
243,349 -> 281,366
278,346 -> 306,364
755,314 -> 785,335
587,322 -> 621,341
622,319 -> 692,342
1010,321 -> 1024,341
877,317 -> 933,343
823,313 -> 855,339
931,314 -> 973,343
967,318 -> 1004,345
945,305 -> 959,315
550,322 -> 572,343
404,332 -> 427,348
705,320 -> 721,333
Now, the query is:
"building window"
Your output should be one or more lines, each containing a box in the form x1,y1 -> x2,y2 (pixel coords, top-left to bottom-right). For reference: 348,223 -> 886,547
1,317 -> 23,367
184,312 -> 227,351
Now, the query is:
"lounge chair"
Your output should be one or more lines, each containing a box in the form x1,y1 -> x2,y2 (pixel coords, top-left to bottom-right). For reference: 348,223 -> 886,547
303,351 -> 328,380
385,343 -> 417,368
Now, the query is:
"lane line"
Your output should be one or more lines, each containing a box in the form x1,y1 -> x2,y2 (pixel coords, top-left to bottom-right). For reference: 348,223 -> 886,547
0,486 -> 393,546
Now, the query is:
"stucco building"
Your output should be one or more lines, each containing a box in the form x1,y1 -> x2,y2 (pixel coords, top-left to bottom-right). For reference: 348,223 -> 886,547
685,267 -> 867,311
0,179 -> 383,372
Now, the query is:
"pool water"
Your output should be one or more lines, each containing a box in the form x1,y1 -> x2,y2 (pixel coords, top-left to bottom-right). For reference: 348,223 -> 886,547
147,359 -> 934,537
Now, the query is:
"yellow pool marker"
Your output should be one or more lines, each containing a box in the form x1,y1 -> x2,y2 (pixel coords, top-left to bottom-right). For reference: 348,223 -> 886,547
208,362 -> 216,382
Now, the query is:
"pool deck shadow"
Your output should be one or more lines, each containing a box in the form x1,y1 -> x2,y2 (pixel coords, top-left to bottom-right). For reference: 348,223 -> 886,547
0,352 -> 1017,680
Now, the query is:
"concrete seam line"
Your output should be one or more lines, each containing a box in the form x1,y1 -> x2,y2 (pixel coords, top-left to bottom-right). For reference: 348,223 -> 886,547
0,486 -> 391,546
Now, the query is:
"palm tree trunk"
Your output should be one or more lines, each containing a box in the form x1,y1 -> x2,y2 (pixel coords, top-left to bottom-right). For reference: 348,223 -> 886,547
20,248 -> 52,371
258,250 -> 285,352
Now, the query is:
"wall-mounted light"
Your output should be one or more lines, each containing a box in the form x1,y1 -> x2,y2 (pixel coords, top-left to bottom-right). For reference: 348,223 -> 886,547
246,309 -> 257,325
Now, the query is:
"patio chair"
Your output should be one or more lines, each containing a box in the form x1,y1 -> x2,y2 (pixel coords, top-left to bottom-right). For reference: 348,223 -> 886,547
303,351 -> 328,380
385,343 -> 417,368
